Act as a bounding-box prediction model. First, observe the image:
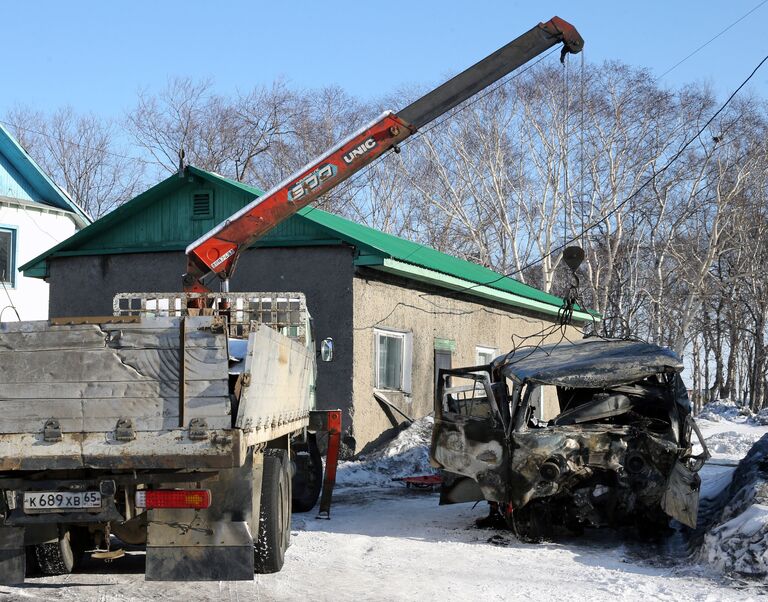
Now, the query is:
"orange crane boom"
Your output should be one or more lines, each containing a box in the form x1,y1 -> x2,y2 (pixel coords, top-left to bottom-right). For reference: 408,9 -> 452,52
183,17 -> 583,293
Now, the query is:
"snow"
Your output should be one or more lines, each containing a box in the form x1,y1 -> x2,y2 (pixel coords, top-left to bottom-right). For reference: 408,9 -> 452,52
335,416 -> 436,488
694,400 -> 768,579
7,405 -> 768,599
702,430 -> 764,460
697,399 -> 751,424
704,504 -> 768,576
10,491 -> 751,602
694,400 -> 768,463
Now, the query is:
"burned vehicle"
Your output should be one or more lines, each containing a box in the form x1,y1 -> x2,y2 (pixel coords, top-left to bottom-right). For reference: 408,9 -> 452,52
429,338 -> 709,541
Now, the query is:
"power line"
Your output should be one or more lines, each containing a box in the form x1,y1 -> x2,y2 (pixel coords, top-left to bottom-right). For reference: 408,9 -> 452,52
0,118 -> 161,167
657,0 -> 768,80
336,3 -> 768,296
443,50 -> 768,295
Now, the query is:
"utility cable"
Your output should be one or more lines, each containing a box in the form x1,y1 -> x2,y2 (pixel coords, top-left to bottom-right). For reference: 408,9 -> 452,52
335,4 -> 768,298
417,50 -> 768,296
0,271 -> 21,321
0,119 -> 160,167
572,0 -> 768,152
657,0 -> 768,80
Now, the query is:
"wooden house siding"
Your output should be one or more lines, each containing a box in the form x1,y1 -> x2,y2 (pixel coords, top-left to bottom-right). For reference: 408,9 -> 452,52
0,154 -> 42,203
78,180 -> 256,252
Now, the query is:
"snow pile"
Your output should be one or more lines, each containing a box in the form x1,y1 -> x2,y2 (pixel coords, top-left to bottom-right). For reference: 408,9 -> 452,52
695,399 -> 768,462
336,416 -> 437,487
701,434 -> 768,578
754,408 -> 768,426
697,399 -> 752,423
704,431 -> 763,459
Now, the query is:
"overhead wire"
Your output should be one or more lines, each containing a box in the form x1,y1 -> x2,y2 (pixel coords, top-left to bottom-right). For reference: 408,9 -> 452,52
0,119 -> 161,167
332,2 -> 768,315
7,2 -> 764,201
656,0 -> 768,81
455,49 -> 768,290
0,273 -> 21,322
570,0 -> 768,186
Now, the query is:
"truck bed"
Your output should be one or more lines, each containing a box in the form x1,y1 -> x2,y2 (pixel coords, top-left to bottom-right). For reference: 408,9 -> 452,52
0,301 -> 314,471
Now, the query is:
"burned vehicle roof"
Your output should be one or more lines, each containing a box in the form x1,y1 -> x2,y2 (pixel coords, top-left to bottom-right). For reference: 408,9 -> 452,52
493,338 -> 683,388
432,335 -> 709,538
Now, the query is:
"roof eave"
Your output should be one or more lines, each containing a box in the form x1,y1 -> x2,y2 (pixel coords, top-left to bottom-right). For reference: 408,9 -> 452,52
365,257 -> 597,323
0,124 -> 92,223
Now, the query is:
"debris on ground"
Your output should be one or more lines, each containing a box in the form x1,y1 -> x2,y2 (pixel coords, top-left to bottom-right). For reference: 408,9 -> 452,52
391,475 -> 442,490
336,416 -> 436,488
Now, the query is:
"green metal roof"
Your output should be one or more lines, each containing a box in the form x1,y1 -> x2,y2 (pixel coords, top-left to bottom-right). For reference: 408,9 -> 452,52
20,166 -> 593,320
291,206 -> 575,311
19,167 -> 264,277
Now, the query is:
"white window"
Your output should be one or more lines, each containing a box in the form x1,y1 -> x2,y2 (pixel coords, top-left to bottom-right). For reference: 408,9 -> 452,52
476,345 -> 497,365
375,328 -> 412,392
0,227 -> 16,287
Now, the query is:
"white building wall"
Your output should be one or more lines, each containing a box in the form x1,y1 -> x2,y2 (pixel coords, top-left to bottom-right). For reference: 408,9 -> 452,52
0,201 -> 78,321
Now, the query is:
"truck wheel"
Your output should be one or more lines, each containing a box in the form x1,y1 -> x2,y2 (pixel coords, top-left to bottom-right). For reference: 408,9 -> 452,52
509,502 -> 553,544
255,449 -> 292,573
292,433 -> 323,513
34,527 -> 84,575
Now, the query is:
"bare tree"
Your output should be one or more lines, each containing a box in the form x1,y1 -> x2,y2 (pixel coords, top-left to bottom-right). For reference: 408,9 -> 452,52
4,105 -> 145,217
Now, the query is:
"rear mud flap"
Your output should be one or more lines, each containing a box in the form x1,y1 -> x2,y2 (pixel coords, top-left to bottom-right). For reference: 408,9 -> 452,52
661,461 -> 700,529
146,445 -> 263,580
146,514 -> 254,581
0,527 -> 25,585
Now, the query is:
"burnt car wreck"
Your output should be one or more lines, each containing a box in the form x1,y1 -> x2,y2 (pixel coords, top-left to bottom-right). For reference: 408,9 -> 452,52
429,338 -> 710,541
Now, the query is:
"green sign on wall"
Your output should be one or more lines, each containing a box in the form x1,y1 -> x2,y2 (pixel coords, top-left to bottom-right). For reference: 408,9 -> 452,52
433,338 -> 456,352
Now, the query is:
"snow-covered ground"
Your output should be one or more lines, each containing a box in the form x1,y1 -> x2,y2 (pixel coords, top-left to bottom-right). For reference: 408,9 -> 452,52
696,401 -> 768,463
695,402 -> 768,502
691,400 -> 768,581
8,407 -> 768,601
8,491 -> 758,601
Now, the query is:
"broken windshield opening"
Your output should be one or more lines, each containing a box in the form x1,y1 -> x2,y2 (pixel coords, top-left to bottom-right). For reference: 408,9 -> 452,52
441,371 -> 494,419
510,374 -> 680,441
437,367 -> 511,429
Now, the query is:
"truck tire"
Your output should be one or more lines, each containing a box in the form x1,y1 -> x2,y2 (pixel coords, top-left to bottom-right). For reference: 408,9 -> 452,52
291,433 -> 323,513
34,527 -> 85,575
255,449 -> 292,573
509,502 -> 554,543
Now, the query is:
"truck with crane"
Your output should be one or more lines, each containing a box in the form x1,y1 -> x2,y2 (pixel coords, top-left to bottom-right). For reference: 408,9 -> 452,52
0,17 -> 583,584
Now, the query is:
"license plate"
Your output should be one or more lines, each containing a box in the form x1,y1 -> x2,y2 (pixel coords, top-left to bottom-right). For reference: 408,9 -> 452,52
23,491 -> 101,513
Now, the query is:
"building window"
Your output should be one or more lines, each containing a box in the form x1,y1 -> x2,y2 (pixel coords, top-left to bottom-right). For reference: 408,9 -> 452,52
191,190 -> 214,219
476,345 -> 497,365
375,328 -> 412,392
0,227 -> 16,288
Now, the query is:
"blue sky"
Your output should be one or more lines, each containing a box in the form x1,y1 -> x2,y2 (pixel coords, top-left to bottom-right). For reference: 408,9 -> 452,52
2,1 -> 767,118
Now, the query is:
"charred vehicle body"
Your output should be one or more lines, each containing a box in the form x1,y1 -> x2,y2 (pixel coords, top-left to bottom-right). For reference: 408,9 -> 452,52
429,338 -> 710,541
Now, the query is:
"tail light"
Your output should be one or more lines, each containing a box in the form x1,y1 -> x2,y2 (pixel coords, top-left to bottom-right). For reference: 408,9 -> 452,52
135,489 -> 211,510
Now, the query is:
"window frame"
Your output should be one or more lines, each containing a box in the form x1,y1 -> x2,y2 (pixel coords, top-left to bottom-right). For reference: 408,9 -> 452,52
374,327 -> 412,393
475,345 -> 498,365
0,225 -> 18,289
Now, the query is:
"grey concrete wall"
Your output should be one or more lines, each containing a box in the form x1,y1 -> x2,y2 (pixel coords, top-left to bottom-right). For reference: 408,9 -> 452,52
47,246 -> 356,433
351,270 -> 578,451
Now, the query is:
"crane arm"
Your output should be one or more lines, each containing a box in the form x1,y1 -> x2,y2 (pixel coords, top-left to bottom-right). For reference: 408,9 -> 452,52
183,16 -> 583,292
